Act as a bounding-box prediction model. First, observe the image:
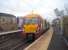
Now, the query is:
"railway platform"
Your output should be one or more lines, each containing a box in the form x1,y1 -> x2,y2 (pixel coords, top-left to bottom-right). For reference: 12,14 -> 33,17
0,30 -> 22,36
24,27 -> 53,50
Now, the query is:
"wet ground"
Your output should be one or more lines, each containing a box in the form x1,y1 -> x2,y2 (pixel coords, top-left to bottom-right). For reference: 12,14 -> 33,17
48,26 -> 68,50
48,34 -> 68,50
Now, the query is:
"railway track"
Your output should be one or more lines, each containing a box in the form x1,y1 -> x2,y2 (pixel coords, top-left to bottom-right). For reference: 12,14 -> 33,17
10,39 -> 31,50
0,33 -> 32,50
0,39 -> 23,50
0,34 -> 17,43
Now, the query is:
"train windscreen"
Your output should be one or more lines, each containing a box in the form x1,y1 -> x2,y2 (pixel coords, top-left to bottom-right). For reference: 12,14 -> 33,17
24,18 -> 40,24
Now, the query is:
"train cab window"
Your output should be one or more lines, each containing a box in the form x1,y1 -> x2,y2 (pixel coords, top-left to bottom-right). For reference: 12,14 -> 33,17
24,18 -> 39,24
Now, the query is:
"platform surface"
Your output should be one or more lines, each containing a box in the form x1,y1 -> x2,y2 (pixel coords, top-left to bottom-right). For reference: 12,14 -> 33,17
24,27 -> 53,50
0,30 -> 22,35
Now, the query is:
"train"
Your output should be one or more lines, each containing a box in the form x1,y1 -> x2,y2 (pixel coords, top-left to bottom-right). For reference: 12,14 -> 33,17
18,13 -> 50,41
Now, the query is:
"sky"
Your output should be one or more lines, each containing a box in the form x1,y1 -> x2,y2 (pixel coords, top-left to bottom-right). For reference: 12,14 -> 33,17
0,0 -> 68,22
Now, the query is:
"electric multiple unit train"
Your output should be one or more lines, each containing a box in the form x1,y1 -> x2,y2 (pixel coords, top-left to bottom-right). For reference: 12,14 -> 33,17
19,14 -> 50,41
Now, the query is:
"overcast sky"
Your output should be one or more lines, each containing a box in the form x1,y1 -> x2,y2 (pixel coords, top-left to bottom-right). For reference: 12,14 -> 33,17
0,0 -> 68,22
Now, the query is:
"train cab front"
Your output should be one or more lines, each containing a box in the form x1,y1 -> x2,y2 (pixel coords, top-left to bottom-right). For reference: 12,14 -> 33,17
22,24 -> 39,42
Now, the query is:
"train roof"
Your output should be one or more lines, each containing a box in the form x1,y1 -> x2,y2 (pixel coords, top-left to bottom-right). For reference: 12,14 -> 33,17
0,13 -> 16,17
23,13 -> 43,19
